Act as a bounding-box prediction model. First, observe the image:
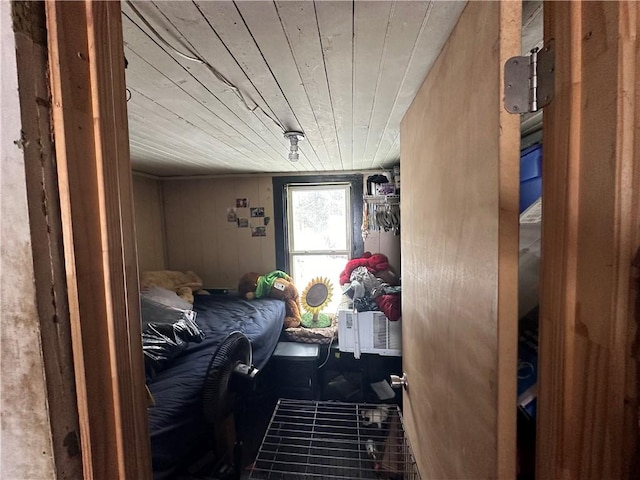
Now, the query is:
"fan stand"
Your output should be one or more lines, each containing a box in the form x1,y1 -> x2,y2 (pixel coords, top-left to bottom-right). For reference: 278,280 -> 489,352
199,332 -> 256,479
188,416 -> 240,479
215,414 -> 237,468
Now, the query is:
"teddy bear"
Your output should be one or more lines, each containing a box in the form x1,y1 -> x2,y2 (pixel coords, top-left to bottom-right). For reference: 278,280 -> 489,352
238,270 -> 302,329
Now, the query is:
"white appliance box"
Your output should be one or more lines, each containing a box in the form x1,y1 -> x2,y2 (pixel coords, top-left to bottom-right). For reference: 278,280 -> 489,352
338,310 -> 402,357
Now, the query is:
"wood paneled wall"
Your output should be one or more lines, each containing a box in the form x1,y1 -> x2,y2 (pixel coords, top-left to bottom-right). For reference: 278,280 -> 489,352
132,174 -> 166,272
162,176 -> 276,288
161,172 -> 401,288
364,231 -> 401,272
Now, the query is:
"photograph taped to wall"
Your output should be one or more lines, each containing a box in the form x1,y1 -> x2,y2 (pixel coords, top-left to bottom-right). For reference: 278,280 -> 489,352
236,198 -> 248,208
251,226 -> 266,237
237,217 -> 249,228
250,207 -> 265,217
227,208 -> 237,222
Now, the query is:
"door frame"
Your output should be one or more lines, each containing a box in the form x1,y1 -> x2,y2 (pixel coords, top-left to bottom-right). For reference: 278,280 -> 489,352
40,1 -> 638,478
537,2 -> 639,478
46,1 -> 151,478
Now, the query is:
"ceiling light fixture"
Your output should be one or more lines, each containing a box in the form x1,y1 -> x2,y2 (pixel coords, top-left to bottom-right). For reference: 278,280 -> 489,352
284,131 -> 304,162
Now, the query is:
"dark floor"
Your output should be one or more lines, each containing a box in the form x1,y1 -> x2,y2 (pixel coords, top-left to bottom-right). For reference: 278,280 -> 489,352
172,378 -> 278,480
176,347 -> 404,480
236,388 -> 280,470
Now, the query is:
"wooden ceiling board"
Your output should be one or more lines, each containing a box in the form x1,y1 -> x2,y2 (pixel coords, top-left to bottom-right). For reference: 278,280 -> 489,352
150,1 -> 282,124
376,134 -> 400,168
156,0 -> 319,170
122,14 -> 280,164
123,0 -> 466,176
314,1 -> 354,170
275,0 -> 347,171
127,94 -> 276,176
126,85 -> 253,167
359,1 -> 431,169
127,116 -> 237,172
191,2 -> 331,171
352,0 -> 394,170
370,0 -> 468,169
191,1 -> 298,128
124,14 -> 250,161
122,2 -> 311,172
123,41 -> 294,173
128,149 -> 209,177
128,143 -> 207,177
233,0 -> 334,170
127,129 -> 219,170
126,127 -> 224,171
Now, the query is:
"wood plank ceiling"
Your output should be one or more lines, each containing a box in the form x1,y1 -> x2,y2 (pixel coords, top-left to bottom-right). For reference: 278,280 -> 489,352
122,1 -> 466,176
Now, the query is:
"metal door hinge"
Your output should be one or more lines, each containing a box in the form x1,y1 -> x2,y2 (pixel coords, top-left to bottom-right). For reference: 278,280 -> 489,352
504,40 -> 555,114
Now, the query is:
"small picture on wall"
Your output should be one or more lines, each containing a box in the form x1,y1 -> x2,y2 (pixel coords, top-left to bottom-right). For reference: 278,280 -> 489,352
236,198 -> 249,208
250,207 -> 265,218
237,217 -> 249,228
227,208 -> 237,222
263,216 -> 270,226
251,226 -> 267,237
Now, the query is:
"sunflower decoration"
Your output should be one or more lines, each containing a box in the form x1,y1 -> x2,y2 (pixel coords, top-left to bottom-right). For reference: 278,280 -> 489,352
300,277 -> 333,328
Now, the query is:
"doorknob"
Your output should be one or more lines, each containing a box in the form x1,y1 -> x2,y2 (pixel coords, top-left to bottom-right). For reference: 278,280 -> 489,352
390,373 -> 408,390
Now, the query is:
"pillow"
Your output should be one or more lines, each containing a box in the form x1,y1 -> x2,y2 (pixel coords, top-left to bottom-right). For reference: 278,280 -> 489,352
140,270 -> 204,303
140,296 -> 205,381
141,286 -> 192,311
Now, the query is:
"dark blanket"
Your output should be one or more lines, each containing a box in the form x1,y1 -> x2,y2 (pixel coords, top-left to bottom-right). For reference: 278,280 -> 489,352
147,294 -> 285,479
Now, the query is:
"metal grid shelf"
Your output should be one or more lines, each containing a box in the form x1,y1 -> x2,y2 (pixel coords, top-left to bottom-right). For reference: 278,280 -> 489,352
249,399 -> 419,480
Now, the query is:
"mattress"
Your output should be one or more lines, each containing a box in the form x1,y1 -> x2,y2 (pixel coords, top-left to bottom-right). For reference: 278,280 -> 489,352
147,294 -> 285,479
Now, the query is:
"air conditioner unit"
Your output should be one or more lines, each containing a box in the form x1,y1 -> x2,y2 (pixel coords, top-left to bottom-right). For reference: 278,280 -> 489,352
338,310 -> 402,358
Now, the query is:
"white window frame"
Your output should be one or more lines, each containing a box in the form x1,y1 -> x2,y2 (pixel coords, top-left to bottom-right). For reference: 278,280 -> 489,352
286,183 -> 352,280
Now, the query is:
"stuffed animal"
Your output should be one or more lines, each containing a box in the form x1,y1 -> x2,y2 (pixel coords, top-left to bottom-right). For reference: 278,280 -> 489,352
339,252 -> 392,285
361,405 -> 390,429
238,271 -> 302,329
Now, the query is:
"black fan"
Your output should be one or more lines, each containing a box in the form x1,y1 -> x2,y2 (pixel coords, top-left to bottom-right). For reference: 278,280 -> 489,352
202,331 -> 257,425
193,332 -> 258,478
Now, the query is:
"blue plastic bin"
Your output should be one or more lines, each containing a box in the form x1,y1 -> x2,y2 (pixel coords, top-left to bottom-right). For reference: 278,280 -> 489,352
520,144 -> 542,213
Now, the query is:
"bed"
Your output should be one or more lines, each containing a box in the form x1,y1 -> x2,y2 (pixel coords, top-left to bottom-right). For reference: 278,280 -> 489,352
145,293 -> 285,479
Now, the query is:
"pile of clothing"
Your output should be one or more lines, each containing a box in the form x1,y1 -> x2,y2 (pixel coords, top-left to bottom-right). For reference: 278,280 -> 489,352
339,252 -> 401,321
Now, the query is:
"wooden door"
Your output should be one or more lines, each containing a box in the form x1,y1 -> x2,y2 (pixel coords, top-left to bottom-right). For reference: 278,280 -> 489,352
400,2 -> 521,478
537,2 -> 640,479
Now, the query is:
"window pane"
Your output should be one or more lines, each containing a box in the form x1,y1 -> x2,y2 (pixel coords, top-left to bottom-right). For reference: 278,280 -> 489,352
291,254 -> 348,315
290,187 -> 348,251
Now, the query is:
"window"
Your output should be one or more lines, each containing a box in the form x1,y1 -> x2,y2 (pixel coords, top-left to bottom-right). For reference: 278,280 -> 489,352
273,174 -> 364,315
287,185 -> 350,313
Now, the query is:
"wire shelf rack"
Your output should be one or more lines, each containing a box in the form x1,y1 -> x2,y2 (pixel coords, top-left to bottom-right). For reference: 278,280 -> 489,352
249,399 -> 420,480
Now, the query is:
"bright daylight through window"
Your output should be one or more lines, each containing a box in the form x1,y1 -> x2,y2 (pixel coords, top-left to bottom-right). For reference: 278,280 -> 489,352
287,184 -> 351,315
